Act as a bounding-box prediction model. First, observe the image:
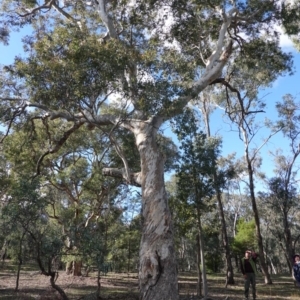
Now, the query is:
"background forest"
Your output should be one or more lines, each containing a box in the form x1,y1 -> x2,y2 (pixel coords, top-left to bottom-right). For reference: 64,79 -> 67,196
1,1 -> 300,300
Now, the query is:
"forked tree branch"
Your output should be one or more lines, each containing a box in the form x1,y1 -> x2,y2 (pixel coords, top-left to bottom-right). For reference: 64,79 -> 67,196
17,0 -> 56,17
34,120 -> 84,178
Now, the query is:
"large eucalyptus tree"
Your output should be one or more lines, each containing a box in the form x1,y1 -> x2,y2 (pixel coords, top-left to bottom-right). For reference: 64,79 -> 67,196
0,1 -> 298,298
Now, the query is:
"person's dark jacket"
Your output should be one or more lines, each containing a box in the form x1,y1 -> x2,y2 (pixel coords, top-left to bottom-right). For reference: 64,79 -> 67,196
241,253 -> 259,275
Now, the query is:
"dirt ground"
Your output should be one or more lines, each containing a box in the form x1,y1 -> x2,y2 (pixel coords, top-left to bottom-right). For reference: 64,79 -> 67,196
0,266 -> 139,300
1,263 -> 300,300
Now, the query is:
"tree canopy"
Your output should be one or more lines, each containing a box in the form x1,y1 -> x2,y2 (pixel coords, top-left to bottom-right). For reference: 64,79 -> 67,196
1,0 -> 300,299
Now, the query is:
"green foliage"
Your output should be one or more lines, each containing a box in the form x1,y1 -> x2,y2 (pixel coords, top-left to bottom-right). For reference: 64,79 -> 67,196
0,178 -> 63,267
203,223 -> 223,273
0,1 -> 299,292
232,218 -> 257,254
281,1 -> 300,50
13,27 -> 130,111
173,108 -> 221,210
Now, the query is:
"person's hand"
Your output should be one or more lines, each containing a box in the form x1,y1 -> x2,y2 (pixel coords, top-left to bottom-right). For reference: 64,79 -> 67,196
244,274 -> 247,279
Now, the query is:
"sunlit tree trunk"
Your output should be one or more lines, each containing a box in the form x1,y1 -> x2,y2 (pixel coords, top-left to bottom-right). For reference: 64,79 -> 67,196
196,208 -> 208,299
135,121 -> 178,300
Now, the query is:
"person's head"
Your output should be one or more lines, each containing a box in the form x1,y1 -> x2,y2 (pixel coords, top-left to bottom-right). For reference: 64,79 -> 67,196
245,250 -> 252,259
294,254 -> 300,262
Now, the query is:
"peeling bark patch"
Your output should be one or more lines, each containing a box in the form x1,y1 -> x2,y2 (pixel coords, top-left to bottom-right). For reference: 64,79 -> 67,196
135,131 -> 147,149
140,251 -> 164,299
140,253 -> 159,285
160,244 -> 170,260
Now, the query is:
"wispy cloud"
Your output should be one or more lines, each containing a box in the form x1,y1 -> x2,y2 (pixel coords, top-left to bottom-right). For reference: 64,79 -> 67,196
276,25 -> 295,50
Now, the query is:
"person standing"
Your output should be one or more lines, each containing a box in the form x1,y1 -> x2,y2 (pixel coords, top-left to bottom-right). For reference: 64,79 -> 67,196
293,254 -> 300,287
241,250 -> 259,300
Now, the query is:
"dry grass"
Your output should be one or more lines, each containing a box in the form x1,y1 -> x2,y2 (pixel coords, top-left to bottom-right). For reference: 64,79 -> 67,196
179,272 -> 300,300
1,262 -> 300,299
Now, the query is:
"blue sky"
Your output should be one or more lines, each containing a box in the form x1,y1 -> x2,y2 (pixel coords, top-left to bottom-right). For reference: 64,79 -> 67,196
206,48 -> 300,191
1,28 -> 300,192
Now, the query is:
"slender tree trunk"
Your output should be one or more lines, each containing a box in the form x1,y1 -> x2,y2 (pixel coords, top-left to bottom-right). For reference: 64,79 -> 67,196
283,210 -> 294,274
196,234 -> 202,298
135,122 -> 178,300
15,256 -> 23,291
216,191 -> 234,286
234,254 -> 239,270
49,272 -> 69,300
97,268 -> 101,297
197,209 -> 208,299
36,252 -> 69,300
246,155 -> 272,284
73,261 -> 82,276
15,232 -> 25,292
66,261 -> 72,274
279,242 -> 292,274
201,98 -> 234,285
15,256 -> 22,292
66,260 -> 82,276
179,238 -> 186,272
0,239 -> 9,264
128,238 -> 131,273
264,251 -> 277,275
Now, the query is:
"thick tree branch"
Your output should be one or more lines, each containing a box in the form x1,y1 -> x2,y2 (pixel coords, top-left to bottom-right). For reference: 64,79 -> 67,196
17,0 -> 55,17
206,8 -> 237,70
102,167 -> 142,187
94,0 -> 118,39
52,2 -> 79,24
25,101 -> 134,129
34,121 -> 85,177
158,40 -> 233,120
107,128 -> 131,183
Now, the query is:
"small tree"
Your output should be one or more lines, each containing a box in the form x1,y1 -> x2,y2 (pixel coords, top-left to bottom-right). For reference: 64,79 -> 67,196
0,178 -> 67,299
233,218 -> 257,255
172,109 -> 222,299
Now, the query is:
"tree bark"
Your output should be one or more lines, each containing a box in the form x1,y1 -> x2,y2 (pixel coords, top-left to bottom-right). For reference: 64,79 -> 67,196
216,189 -> 234,286
197,209 -> 208,299
73,261 -> 82,276
196,234 -> 202,298
0,239 -> 9,263
65,260 -> 82,276
15,232 -> 25,292
283,207 -> 294,275
246,154 -> 272,284
135,121 -> 178,300
66,261 -> 72,274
